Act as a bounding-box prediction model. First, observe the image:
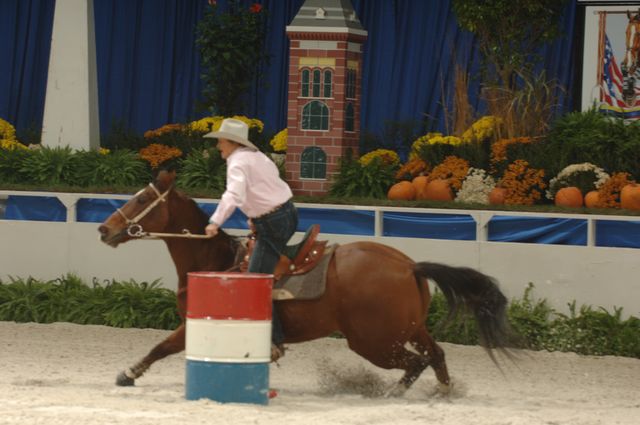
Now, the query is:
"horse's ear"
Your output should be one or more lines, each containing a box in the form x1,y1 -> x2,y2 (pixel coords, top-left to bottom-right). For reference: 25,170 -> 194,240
155,169 -> 176,191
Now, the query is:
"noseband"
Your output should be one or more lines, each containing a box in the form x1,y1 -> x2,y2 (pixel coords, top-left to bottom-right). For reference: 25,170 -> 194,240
116,183 -> 171,237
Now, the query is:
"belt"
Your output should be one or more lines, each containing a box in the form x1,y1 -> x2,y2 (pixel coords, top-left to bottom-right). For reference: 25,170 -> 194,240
251,200 -> 289,220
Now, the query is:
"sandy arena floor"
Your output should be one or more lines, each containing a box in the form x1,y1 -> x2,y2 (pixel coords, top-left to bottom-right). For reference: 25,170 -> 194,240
0,321 -> 638,425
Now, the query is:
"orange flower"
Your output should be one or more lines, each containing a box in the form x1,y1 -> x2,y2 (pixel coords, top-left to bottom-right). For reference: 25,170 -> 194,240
427,156 -> 470,191
395,158 -> 427,180
249,3 -> 262,13
143,123 -> 183,139
596,172 -> 634,208
490,137 -> 535,167
139,144 -> 183,169
498,160 -> 546,205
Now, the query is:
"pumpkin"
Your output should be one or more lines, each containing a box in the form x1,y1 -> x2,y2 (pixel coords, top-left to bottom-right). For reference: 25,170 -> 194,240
488,187 -> 507,205
584,190 -> 600,208
621,183 -> 640,210
555,186 -> 583,208
424,179 -> 453,201
387,181 -> 416,201
412,175 -> 430,200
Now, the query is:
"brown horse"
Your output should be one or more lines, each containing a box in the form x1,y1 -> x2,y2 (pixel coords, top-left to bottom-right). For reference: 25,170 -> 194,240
624,10 -> 640,78
98,171 -> 511,396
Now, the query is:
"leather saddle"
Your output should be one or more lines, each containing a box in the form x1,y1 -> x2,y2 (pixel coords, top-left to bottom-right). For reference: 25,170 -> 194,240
240,224 -> 328,280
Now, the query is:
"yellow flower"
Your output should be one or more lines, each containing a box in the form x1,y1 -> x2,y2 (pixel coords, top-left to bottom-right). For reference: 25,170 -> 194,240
409,132 -> 443,160
230,115 -> 264,133
358,149 -> 400,166
0,117 -> 23,150
269,128 -> 287,152
99,147 -> 110,155
462,116 -> 501,143
188,116 -> 224,133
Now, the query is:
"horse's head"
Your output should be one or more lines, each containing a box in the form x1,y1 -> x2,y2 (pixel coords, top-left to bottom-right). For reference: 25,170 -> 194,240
98,170 -> 176,247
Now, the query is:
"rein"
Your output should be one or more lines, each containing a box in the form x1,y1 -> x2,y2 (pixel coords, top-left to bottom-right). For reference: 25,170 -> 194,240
117,183 -> 214,240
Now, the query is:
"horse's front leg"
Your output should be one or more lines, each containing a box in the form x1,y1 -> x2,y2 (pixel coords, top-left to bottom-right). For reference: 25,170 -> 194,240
116,323 -> 185,386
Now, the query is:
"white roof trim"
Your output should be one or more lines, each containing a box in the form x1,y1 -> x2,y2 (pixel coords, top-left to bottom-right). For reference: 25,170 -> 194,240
286,26 -> 368,36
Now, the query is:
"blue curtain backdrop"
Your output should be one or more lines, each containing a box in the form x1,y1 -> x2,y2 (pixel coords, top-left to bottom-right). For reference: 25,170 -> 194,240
0,0 -> 578,142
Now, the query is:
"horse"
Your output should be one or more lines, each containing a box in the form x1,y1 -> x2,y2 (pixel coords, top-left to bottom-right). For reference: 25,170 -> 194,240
624,10 -> 640,79
98,170 -> 511,396
622,10 -> 640,103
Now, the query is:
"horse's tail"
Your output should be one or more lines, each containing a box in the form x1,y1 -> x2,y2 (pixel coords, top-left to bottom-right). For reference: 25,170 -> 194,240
414,262 -> 511,353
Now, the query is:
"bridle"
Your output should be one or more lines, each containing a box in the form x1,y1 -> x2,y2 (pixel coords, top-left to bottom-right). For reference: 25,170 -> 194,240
116,183 -> 212,239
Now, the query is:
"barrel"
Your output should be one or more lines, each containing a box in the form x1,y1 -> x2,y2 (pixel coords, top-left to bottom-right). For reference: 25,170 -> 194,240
185,272 -> 273,404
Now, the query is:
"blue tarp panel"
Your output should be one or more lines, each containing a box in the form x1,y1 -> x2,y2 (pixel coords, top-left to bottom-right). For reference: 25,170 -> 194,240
383,212 -> 476,240
297,208 -> 375,235
4,196 -> 66,222
488,216 -> 587,246
595,220 -> 640,249
77,198 -> 126,223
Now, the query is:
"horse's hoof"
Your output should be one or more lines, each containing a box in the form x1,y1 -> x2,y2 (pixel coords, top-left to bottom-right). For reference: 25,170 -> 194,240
115,371 -> 135,386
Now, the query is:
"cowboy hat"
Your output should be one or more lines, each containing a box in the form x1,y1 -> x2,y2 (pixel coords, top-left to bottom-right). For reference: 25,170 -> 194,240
203,118 -> 258,151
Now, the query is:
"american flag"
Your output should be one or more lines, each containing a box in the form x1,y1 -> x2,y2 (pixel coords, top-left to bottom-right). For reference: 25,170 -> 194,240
599,34 -> 640,119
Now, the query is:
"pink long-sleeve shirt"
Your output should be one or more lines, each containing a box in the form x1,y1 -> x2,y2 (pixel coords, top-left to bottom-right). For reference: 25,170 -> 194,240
209,147 -> 292,226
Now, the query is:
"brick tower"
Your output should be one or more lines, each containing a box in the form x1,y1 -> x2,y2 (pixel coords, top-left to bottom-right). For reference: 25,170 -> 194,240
285,0 -> 367,196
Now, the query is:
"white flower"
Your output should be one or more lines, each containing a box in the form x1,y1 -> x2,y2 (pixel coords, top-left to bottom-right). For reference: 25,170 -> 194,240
546,162 -> 610,200
455,168 -> 496,205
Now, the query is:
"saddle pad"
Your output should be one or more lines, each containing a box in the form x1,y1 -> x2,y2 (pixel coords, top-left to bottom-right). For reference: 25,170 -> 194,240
272,244 -> 337,301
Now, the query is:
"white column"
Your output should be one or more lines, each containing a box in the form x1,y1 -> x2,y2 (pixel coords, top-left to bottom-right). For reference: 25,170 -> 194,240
42,0 -> 99,150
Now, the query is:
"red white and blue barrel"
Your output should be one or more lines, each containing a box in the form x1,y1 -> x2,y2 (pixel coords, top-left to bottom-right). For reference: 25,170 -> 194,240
185,272 -> 273,405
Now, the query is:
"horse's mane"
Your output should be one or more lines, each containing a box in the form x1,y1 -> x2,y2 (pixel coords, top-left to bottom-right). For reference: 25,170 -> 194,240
169,188 -> 244,266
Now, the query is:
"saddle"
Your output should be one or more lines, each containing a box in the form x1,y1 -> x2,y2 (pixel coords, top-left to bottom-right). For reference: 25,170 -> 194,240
240,224 -> 328,280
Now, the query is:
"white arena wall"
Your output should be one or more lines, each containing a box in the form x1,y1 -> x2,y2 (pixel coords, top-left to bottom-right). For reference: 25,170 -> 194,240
1,190 -> 639,318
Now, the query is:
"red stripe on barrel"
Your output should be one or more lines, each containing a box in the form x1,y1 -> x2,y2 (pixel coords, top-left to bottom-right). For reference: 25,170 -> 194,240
186,272 -> 273,320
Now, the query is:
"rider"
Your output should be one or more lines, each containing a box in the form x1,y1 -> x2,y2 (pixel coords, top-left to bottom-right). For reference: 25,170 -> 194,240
203,118 -> 298,362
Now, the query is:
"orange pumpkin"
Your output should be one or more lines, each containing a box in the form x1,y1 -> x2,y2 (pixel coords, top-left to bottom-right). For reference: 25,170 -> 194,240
584,190 -> 600,208
488,187 -> 507,205
412,175 -> 430,200
621,183 -> 640,210
424,179 -> 453,201
555,186 -> 583,208
387,181 -> 416,201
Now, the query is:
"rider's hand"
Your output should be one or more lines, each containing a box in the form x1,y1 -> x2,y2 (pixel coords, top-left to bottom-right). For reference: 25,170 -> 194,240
205,223 -> 219,237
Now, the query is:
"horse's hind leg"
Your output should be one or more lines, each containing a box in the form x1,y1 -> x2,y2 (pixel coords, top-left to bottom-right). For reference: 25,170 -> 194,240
116,323 -> 185,386
409,326 -> 450,390
385,327 -> 450,397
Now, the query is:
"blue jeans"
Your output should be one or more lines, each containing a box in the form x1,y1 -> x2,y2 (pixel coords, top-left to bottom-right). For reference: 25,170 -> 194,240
248,199 -> 298,345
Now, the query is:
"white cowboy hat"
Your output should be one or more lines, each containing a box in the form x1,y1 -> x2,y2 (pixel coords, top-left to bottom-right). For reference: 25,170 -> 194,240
203,118 -> 258,151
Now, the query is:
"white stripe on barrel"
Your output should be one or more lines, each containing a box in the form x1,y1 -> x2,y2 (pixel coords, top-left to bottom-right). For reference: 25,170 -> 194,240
185,272 -> 273,405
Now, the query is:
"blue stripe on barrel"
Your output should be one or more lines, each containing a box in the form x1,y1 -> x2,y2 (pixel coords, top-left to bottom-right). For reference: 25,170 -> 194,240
185,272 -> 273,404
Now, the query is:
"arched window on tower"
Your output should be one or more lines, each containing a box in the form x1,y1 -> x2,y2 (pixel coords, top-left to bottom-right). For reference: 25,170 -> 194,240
300,146 -> 327,179
345,102 -> 354,132
301,100 -> 329,130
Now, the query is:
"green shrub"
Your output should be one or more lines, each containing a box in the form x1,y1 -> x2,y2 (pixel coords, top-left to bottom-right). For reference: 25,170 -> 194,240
329,154 -> 397,199
544,109 -> 640,179
176,148 -> 226,191
0,148 -> 32,183
0,275 -> 180,330
18,146 -> 78,185
90,149 -> 149,186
